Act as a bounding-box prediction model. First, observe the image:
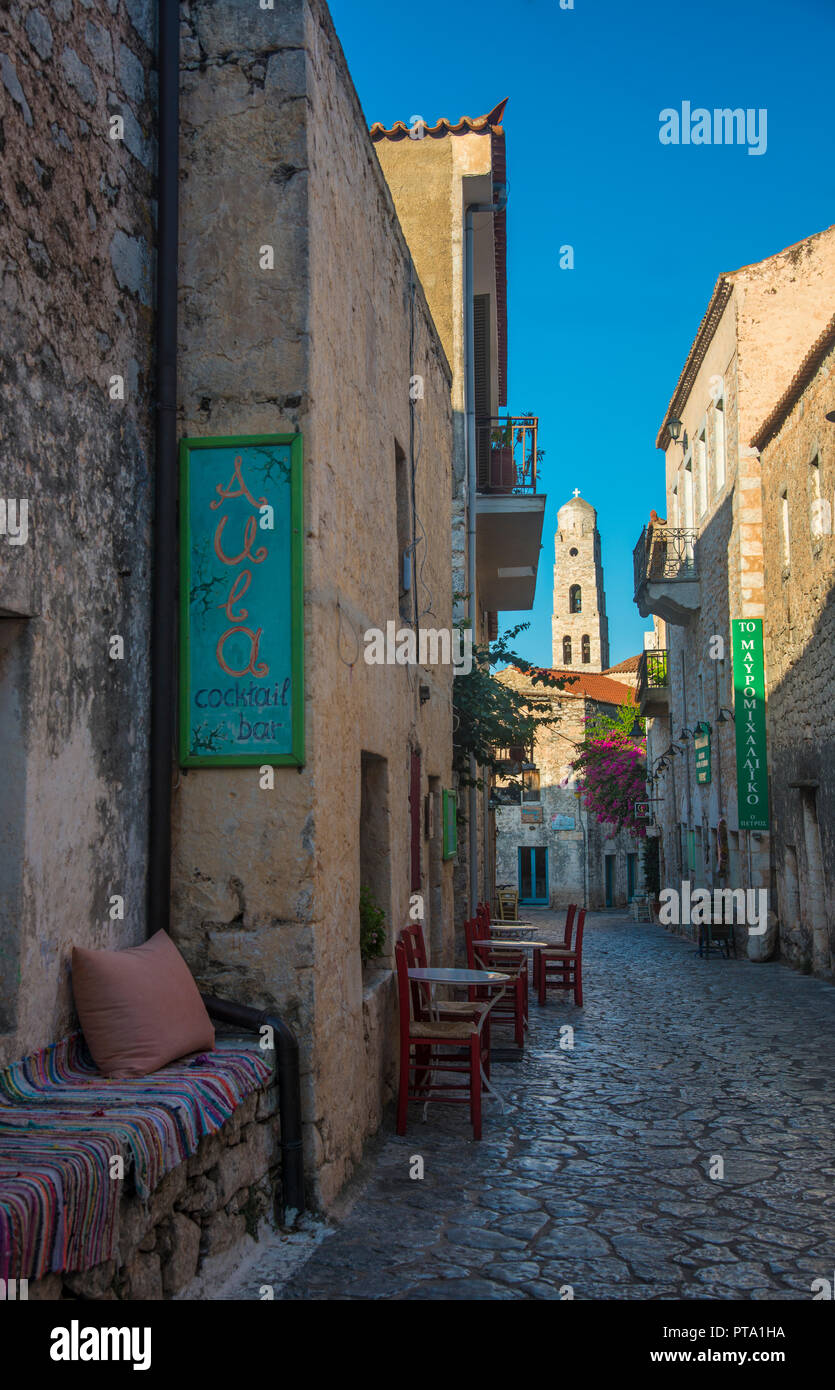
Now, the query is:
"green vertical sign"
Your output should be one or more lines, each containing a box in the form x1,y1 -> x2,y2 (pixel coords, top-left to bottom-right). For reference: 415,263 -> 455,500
732,618 -> 769,830
442,790 -> 458,860
694,726 -> 711,784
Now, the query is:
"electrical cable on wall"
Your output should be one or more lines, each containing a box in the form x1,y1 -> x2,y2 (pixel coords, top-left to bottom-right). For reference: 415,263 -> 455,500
336,595 -> 361,673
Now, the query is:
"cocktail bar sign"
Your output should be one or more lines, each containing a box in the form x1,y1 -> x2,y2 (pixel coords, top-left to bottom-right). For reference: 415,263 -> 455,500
179,434 -> 304,766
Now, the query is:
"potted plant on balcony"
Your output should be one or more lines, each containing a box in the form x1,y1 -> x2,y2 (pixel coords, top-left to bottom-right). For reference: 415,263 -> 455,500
520,411 -> 545,489
489,420 -> 516,493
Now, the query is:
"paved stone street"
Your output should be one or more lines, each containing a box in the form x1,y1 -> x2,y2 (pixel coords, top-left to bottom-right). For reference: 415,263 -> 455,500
226,911 -> 835,1300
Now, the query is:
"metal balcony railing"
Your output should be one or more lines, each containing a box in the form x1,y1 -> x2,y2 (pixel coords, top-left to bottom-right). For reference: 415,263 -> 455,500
637,649 -> 669,707
633,526 -> 698,595
476,415 -> 540,495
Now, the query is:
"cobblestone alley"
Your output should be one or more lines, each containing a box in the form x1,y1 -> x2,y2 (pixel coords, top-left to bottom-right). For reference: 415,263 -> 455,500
219,910 -> 835,1302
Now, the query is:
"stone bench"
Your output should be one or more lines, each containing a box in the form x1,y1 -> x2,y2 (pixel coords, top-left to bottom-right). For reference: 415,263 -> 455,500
0,996 -> 303,1300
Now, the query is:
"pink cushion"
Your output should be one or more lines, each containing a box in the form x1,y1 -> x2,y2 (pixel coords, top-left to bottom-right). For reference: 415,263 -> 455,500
71,930 -> 215,1078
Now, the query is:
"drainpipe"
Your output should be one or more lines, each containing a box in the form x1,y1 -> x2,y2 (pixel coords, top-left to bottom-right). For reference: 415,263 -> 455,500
464,194 -> 507,915
148,0 -> 179,935
202,995 -> 305,1216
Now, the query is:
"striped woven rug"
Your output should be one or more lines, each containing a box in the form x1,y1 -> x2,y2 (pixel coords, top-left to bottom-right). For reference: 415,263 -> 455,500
0,1033 -> 272,1281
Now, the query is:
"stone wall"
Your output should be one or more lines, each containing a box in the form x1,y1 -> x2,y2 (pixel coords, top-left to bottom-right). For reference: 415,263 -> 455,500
495,673 -> 643,911
759,340 -> 835,977
374,119 -> 503,935
171,0 -> 455,1207
27,1077 -> 280,1300
645,229 -> 835,948
0,0 -> 156,1062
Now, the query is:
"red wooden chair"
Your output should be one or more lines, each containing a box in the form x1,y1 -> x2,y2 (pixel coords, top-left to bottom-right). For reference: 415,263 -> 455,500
464,917 -> 526,1047
538,908 -> 585,1006
533,904 -> 576,992
395,940 -> 486,1139
400,924 -> 490,1055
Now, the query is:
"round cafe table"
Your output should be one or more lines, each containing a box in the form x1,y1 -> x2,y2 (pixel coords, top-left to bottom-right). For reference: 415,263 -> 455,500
407,966 -> 510,1108
473,940 -> 550,949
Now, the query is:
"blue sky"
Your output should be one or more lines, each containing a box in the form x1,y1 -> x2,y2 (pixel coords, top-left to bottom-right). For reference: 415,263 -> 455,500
329,0 -> 835,667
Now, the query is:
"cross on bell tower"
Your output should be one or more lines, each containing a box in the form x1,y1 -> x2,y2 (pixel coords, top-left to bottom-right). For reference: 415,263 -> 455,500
551,491 -> 610,671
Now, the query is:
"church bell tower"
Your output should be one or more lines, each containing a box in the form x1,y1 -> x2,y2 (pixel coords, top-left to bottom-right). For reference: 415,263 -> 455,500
551,491 -> 610,672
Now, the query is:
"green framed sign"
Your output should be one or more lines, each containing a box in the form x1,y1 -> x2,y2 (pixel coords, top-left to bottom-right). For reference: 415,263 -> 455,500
442,790 -> 458,860
694,725 -> 711,784
732,618 -> 769,829
179,433 -> 304,766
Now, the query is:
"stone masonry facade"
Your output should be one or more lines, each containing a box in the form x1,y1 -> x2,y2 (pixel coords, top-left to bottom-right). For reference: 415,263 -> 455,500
756,325 -> 835,976
644,226 -> 835,966
0,0 -> 157,1063
495,668 -> 643,911
551,495 -> 610,672
27,1067 -> 280,1300
171,0 -> 456,1208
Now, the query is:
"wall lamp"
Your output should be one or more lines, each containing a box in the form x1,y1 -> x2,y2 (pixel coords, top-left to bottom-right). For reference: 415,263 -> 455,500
667,417 -> 689,453
716,706 -> 735,724
628,718 -> 643,738
679,727 -> 696,740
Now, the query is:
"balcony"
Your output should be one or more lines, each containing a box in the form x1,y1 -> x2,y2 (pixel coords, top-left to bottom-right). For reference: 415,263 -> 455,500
475,415 -> 546,611
476,416 -> 539,495
636,648 -> 670,718
633,526 -> 700,626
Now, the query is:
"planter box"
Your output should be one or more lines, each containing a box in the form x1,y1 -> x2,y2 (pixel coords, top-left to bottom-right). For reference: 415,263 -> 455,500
489,446 -> 516,492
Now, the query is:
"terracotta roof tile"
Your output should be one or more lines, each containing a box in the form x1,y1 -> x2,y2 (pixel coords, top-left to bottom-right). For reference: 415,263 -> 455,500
516,667 -> 639,706
369,98 -> 509,143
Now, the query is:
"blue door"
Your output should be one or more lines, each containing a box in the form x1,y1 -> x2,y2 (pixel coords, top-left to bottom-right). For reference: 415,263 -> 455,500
627,852 -> 637,901
518,846 -> 548,904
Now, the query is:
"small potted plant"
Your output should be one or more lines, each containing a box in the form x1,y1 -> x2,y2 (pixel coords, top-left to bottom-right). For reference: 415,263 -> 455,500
359,884 -> 386,966
489,420 -> 516,492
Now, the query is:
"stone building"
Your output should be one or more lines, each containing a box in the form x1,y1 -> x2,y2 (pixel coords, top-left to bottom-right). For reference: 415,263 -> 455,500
372,102 -> 547,924
551,492 -> 610,671
496,493 -> 643,910
169,0 -> 459,1206
495,666 -> 643,911
634,225 -> 835,965
0,0 -> 157,1063
752,316 -> 835,977
0,0 -> 463,1227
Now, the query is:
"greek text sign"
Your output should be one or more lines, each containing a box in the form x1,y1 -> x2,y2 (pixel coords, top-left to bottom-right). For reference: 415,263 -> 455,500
694,728 -> 711,785
179,434 -> 304,766
731,618 -> 768,829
